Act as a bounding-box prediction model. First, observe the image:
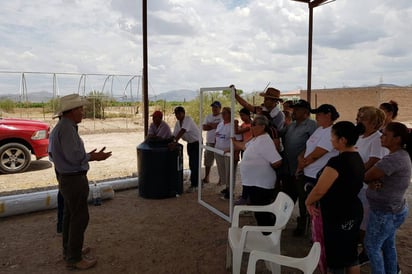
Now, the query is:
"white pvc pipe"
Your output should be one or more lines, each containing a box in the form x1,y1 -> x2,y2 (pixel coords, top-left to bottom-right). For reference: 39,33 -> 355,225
0,179 -> 130,218
0,169 -> 192,218
98,177 -> 139,191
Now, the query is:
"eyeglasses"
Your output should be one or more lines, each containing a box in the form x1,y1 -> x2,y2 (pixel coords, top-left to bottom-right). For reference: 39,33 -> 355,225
251,123 -> 261,126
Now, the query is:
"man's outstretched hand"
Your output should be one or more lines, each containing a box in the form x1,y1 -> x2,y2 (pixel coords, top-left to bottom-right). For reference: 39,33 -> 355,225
89,147 -> 112,161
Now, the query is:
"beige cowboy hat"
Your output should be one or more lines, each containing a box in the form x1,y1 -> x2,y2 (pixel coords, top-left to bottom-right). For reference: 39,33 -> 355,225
52,112 -> 62,119
259,87 -> 283,102
55,94 -> 88,115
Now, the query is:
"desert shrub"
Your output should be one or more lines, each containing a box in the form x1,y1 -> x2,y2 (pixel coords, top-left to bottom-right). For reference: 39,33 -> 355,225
0,99 -> 15,113
84,91 -> 109,119
184,89 -> 244,125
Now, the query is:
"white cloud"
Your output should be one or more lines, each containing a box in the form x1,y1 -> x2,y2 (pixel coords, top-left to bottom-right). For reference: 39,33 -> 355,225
0,0 -> 411,97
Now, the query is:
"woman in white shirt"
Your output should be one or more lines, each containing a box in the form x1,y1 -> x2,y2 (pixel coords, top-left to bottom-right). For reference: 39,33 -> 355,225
214,107 -> 242,199
294,104 -> 339,236
233,115 -> 282,226
355,106 -> 387,264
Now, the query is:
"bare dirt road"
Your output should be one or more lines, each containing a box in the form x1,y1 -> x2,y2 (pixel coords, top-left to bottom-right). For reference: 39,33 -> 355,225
1,130 -> 145,195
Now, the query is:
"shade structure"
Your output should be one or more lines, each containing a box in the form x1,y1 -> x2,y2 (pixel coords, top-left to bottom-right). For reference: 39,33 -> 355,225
291,0 -> 335,104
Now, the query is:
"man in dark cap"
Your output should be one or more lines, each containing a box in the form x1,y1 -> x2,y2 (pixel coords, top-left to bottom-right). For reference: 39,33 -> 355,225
278,99 -> 317,235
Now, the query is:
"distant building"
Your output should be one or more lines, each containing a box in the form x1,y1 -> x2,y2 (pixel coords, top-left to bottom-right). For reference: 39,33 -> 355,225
300,85 -> 412,124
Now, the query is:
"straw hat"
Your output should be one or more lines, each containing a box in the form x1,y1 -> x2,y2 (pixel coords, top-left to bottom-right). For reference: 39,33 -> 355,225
259,87 -> 283,102
52,112 -> 62,119
56,94 -> 88,114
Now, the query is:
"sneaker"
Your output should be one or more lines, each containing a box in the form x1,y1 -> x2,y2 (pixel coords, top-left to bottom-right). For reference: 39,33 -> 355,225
358,250 -> 370,266
234,197 -> 248,205
185,186 -> 197,193
397,264 -> 401,274
66,258 -> 97,270
220,188 -> 229,195
220,192 -> 230,200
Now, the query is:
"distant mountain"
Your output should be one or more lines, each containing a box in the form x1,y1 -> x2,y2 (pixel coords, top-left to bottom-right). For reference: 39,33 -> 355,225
375,83 -> 400,88
0,91 -> 54,102
0,89 -> 199,103
28,91 -> 54,102
150,89 -> 198,102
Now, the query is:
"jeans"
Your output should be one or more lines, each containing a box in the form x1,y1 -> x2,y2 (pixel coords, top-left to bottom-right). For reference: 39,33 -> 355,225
364,206 -> 408,274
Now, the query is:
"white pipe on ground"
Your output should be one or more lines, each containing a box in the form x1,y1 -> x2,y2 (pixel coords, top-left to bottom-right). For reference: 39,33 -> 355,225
0,177 -> 137,218
0,169 -> 190,218
97,177 -> 138,191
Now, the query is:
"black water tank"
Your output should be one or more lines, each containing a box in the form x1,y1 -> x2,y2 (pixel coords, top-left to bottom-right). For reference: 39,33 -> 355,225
137,141 -> 183,198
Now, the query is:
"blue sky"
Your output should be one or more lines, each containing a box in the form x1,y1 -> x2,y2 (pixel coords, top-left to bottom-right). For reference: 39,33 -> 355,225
0,0 -> 411,97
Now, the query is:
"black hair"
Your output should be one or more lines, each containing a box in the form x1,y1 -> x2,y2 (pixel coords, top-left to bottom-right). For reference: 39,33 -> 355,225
380,100 -> 399,119
239,107 -> 251,116
174,106 -> 185,114
385,122 -> 412,160
332,121 -> 361,146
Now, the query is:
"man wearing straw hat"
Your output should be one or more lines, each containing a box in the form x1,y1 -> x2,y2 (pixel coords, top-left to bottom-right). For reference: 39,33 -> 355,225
234,86 -> 285,130
50,94 -> 112,270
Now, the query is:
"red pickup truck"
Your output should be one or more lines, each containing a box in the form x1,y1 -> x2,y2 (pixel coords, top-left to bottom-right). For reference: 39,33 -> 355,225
0,118 -> 50,174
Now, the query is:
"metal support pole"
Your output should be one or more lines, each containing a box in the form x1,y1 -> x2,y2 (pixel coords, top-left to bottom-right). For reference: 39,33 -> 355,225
142,0 -> 149,136
307,6 -> 313,104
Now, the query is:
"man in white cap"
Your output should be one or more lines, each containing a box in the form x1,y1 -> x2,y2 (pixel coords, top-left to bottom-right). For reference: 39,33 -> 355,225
50,94 -> 112,270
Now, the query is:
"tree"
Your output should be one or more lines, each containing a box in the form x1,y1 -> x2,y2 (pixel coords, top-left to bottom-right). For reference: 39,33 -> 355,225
222,88 -> 243,99
85,91 -> 109,119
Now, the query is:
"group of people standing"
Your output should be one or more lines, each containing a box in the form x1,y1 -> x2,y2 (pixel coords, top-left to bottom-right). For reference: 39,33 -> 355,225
154,87 -> 410,274
230,90 -> 409,274
50,91 -> 409,273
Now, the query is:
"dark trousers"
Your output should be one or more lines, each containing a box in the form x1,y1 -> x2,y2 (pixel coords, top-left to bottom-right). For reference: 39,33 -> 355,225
55,169 -> 64,233
296,174 -> 318,220
187,141 -> 199,187
58,173 -> 90,263
248,186 -> 276,226
241,185 -> 252,199
280,175 -> 299,203
57,191 -> 64,233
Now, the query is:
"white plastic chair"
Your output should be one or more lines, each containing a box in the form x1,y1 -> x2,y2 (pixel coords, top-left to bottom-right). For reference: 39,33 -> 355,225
246,242 -> 321,274
226,191 -> 295,274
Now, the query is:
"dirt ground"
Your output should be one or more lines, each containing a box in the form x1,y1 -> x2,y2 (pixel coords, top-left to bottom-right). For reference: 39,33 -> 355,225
1,119 -> 411,273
